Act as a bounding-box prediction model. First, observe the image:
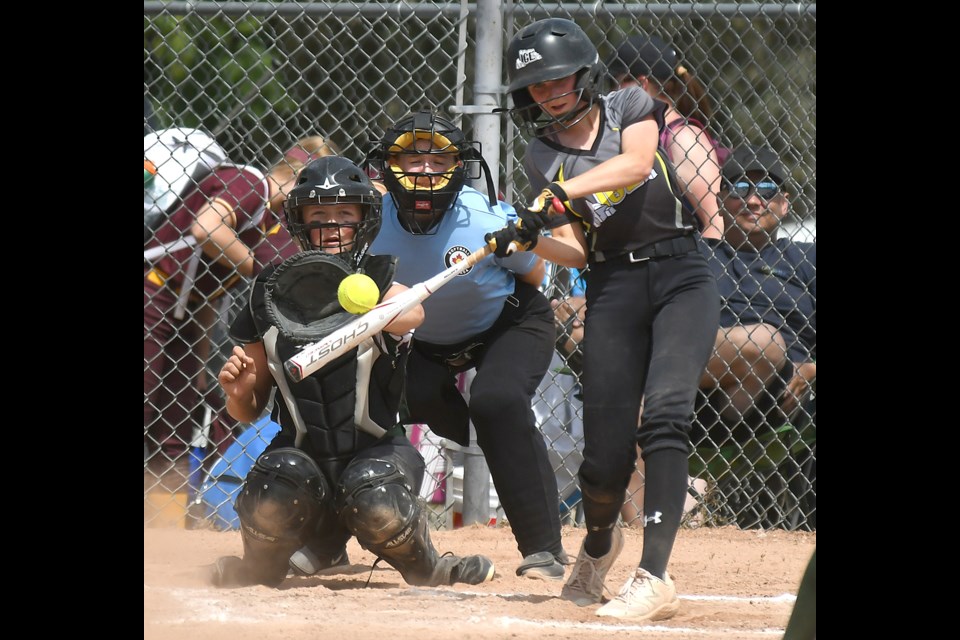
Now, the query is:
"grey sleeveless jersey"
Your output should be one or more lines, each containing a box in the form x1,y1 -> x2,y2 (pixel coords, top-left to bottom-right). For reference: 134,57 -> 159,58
523,87 -> 697,258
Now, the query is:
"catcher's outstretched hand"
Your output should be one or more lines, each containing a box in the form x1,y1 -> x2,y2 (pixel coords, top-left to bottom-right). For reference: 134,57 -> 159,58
219,345 -> 258,400
485,220 -> 539,257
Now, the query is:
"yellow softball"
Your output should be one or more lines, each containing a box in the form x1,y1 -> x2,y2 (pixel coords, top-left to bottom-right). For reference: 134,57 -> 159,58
337,273 -> 380,314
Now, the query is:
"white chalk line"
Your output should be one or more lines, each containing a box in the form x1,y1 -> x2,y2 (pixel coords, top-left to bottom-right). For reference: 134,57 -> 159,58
454,589 -> 796,604
490,617 -> 785,635
147,584 -> 794,630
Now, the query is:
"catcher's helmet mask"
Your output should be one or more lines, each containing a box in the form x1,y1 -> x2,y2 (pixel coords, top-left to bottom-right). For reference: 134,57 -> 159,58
366,110 -> 498,234
283,156 -> 383,268
505,18 -> 603,137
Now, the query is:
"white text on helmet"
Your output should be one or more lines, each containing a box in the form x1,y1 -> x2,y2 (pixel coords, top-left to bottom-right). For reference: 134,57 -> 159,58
516,49 -> 543,69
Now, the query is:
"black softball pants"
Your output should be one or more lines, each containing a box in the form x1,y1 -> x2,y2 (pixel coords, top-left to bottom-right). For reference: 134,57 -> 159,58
579,250 -> 720,516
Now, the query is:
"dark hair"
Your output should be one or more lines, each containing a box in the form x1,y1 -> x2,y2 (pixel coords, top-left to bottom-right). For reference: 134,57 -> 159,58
608,34 -> 714,124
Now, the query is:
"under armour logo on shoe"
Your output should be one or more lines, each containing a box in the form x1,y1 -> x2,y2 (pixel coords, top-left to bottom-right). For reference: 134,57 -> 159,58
643,511 -> 663,526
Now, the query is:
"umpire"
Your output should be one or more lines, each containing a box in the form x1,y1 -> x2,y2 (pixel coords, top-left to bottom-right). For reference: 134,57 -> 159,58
369,111 -> 568,579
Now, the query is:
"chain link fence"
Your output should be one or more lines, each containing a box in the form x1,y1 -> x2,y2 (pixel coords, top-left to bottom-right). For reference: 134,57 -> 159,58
144,1 -> 816,532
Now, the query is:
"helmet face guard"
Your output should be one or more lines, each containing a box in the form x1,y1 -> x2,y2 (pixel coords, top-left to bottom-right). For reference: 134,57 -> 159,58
283,156 -> 383,268
506,18 -> 602,137
372,111 -> 480,235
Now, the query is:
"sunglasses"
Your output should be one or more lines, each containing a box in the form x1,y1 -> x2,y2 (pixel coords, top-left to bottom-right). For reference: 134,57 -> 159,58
725,180 -> 780,201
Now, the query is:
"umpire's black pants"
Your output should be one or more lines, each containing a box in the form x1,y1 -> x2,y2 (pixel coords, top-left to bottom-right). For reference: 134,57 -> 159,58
405,280 -> 563,560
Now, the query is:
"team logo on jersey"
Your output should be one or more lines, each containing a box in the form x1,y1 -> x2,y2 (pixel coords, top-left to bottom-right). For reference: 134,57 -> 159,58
596,166 -> 657,207
557,161 -> 658,230
515,48 -> 543,69
444,245 -> 474,275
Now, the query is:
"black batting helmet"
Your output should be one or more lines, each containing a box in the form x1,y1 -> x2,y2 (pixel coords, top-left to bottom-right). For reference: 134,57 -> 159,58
283,156 -> 382,267
506,18 -> 602,137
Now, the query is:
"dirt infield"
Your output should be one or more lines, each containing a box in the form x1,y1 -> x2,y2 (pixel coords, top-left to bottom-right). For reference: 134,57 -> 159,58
144,524 -> 815,640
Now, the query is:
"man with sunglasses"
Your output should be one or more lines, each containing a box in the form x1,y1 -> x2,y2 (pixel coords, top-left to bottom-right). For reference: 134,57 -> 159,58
694,145 -> 816,527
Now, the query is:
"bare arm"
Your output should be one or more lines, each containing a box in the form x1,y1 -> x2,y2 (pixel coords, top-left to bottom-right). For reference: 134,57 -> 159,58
534,222 -> 588,269
191,198 -> 256,278
219,343 -> 273,423
193,303 -> 218,394
382,283 -> 425,334
668,124 -> 723,240
554,116 -> 659,200
516,256 -> 547,288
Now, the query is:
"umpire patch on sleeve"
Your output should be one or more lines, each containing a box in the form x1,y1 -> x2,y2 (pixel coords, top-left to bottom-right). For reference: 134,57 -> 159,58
444,245 -> 475,275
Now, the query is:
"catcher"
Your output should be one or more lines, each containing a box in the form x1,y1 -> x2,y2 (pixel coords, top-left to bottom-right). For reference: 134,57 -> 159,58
211,156 -> 495,588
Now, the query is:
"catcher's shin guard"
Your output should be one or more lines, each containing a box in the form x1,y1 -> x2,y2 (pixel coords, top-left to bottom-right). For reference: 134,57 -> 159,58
337,457 -> 494,586
231,448 -> 333,587
373,508 -> 448,586
336,457 -> 438,584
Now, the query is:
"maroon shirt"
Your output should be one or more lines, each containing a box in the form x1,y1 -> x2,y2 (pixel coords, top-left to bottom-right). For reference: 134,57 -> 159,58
253,212 -> 299,268
146,165 -> 269,299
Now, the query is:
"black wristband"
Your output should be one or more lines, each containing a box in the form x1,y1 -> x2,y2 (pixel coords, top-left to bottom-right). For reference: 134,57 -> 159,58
546,182 -> 569,204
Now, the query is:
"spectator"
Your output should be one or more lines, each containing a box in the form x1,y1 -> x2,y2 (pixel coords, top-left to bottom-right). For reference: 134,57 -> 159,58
211,156 -> 494,588
534,293 -> 588,522
498,18 -> 720,621
608,34 -> 726,240
253,136 -> 342,268
144,132 -> 339,505
693,146 -> 815,514
368,110 -> 568,580
144,127 -> 262,496
550,293 -> 587,384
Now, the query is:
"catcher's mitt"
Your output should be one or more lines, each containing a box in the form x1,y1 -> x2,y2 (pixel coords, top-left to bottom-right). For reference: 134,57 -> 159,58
264,250 -> 360,344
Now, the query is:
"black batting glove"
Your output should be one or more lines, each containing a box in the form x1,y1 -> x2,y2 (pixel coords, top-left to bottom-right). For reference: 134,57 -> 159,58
516,182 -> 568,236
529,182 -> 568,217
517,206 -> 553,233
484,220 -> 539,257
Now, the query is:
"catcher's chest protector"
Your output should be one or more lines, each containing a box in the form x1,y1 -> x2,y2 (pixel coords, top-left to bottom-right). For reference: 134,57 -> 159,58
253,252 -> 402,469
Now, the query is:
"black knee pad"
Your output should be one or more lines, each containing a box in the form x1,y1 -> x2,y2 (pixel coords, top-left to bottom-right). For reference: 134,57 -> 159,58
335,457 -> 419,548
237,448 -> 331,550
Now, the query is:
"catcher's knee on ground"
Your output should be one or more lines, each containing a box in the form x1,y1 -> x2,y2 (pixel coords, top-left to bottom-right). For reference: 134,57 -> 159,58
214,448 -> 332,588
336,456 -> 489,586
